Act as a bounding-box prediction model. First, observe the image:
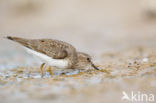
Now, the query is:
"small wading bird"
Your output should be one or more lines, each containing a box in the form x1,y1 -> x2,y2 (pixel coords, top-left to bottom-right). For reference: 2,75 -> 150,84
6,36 -> 99,76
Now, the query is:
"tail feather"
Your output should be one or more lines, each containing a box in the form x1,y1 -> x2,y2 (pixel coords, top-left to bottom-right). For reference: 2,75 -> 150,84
6,36 -> 29,47
7,36 -> 14,40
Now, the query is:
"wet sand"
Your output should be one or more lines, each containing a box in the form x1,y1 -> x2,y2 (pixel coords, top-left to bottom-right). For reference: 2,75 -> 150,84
0,0 -> 156,103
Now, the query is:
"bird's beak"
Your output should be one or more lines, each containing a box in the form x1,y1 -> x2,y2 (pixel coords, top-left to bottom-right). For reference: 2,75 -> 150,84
87,58 -> 99,70
91,62 -> 99,70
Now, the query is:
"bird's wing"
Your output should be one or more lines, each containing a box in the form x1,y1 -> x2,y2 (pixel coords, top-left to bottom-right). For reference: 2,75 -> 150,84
7,36 -> 68,59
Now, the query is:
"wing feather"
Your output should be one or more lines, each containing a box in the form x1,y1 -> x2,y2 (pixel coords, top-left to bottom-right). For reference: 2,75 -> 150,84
7,36 -> 68,59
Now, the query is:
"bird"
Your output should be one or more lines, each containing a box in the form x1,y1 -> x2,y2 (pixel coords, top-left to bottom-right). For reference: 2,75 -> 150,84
6,36 -> 99,74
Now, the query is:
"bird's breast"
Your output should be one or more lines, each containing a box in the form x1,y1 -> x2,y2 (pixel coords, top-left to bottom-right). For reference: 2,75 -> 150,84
25,47 -> 69,69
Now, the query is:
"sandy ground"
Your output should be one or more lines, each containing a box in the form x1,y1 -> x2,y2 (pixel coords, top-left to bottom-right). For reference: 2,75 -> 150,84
0,0 -> 156,103
0,47 -> 156,103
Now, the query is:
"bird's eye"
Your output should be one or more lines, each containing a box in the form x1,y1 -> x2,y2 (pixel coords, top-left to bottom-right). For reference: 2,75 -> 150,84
87,58 -> 90,61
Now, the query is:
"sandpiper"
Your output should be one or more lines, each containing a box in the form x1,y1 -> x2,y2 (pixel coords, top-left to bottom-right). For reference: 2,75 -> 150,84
6,36 -> 99,72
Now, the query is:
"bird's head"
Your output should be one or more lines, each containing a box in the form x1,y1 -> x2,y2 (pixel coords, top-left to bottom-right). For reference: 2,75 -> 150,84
74,52 -> 99,70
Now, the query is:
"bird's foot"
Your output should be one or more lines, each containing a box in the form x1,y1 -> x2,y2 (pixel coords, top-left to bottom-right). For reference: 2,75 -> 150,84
48,66 -> 53,76
40,63 -> 45,78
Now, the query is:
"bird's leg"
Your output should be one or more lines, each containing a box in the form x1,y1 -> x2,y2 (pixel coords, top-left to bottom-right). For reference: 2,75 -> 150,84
48,66 -> 53,76
40,63 -> 45,78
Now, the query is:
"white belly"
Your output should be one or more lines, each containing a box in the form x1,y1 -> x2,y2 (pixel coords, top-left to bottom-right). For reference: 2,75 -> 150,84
25,47 -> 68,69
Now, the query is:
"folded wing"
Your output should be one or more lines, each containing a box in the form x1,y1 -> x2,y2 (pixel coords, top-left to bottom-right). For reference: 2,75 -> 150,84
7,36 -> 68,59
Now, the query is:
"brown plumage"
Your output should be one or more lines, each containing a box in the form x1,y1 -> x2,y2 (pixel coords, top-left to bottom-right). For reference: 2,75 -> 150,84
6,36 -> 99,70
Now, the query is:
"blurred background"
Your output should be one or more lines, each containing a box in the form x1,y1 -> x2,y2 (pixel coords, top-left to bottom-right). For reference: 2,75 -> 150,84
0,1 -> 156,103
0,0 -> 156,69
0,0 -> 156,51
0,0 -> 156,49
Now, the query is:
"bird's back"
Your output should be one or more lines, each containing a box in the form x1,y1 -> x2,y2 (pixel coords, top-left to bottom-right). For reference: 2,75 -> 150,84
7,36 -> 78,69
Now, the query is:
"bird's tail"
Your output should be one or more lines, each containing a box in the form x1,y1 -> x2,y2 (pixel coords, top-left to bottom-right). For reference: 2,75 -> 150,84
6,36 -> 29,47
